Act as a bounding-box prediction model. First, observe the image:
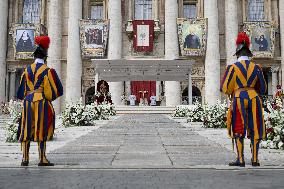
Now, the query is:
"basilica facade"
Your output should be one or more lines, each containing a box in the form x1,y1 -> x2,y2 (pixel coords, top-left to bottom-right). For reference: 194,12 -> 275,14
0,0 -> 283,112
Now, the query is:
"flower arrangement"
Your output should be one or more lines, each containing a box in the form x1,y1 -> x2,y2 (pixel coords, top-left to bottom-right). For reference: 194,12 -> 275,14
186,102 -> 205,122
173,101 -> 205,122
261,98 -> 284,150
173,101 -> 228,128
203,101 -> 228,128
0,101 -> 10,115
95,91 -> 112,98
172,105 -> 193,118
4,100 -> 22,142
61,98 -> 116,127
95,101 -> 116,117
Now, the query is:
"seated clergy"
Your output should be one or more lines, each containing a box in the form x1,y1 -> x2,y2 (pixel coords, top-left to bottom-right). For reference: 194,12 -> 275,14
150,95 -> 157,106
129,94 -> 136,106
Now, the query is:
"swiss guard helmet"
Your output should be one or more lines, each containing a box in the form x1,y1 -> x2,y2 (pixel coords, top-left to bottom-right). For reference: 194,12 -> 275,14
33,36 -> 50,59
234,32 -> 253,57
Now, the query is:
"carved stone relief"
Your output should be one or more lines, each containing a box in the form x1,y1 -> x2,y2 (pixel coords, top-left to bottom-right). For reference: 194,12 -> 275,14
191,67 -> 205,77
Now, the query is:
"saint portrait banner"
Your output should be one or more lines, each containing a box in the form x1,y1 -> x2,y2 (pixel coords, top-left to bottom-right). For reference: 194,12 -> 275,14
11,23 -> 44,60
177,18 -> 207,57
243,22 -> 276,58
133,20 -> 154,52
80,19 -> 109,58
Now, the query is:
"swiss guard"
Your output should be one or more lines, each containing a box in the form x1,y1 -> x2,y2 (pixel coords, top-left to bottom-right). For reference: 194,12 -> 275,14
17,36 -> 63,166
95,80 -> 112,104
221,32 -> 267,167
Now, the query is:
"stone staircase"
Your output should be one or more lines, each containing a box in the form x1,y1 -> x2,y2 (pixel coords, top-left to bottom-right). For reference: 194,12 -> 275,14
115,106 -> 176,114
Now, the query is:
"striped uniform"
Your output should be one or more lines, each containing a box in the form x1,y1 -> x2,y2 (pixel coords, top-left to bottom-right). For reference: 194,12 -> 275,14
17,62 -> 63,142
221,57 -> 267,164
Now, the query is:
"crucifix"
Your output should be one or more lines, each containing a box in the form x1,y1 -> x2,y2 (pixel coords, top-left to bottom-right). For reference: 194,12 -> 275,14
139,90 -> 148,106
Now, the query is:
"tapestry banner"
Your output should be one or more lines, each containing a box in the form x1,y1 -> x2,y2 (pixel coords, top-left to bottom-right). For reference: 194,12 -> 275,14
11,23 -> 45,60
80,19 -> 109,58
177,18 -> 207,57
243,22 -> 276,58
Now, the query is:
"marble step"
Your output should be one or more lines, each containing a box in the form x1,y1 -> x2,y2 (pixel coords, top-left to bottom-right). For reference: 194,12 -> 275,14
115,106 -> 176,114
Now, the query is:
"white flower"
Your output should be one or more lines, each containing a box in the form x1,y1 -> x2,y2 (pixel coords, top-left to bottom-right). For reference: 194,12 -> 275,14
277,141 -> 284,149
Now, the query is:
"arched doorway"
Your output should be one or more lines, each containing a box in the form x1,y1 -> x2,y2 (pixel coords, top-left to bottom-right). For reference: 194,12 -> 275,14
182,86 -> 202,104
85,86 -> 96,105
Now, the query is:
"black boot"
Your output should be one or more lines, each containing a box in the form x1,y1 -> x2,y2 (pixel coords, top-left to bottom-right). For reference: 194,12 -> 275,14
229,160 -> 245,167
38,161 -> 54,166
21,161 -> 29,166
251,159 -> 260,167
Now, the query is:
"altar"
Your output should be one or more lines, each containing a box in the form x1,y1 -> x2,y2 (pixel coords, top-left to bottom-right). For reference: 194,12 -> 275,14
91,59 -> 195,105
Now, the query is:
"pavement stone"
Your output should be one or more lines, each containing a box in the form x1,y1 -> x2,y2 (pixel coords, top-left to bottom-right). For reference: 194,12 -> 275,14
171,116 -> 284,167
1,114 -> 284,188
0,168 -> 283,189
28,114 -> 238,168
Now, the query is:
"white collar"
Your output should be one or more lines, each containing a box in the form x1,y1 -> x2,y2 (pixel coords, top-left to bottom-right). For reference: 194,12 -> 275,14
35,58 -> 45,64
237,56 -> 249,62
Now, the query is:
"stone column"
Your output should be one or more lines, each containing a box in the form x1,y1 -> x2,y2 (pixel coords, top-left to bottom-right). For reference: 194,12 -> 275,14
66,0 -> 83,102
188,71 -> 192,105
271,66 -> 279,96
48,0 -> 62,113
0,0 -> 8,102
204,0 -> 220,105
108,0 -> 124,105
126,81 -> 131,96
128,0 -> 133,20
154,0 -> 159,20
164,0 -> 181,106
225,0 -> 238,65
40,0 -> 46,25
9,71 -> 16,100
280,0 -> 284,89
156,81 -> 161,101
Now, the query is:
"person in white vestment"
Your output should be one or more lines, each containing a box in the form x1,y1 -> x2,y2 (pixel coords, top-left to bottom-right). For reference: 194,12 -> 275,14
129,94 -> 136,106
150,95 -> 157,106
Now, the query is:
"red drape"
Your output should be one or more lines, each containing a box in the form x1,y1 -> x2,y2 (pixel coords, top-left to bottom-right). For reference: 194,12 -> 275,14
130,81 -> 156,102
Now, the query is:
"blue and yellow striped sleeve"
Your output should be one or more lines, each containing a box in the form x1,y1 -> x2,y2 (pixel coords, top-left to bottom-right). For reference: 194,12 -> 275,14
221,65 -> 235,95
43,68 -> 63,101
